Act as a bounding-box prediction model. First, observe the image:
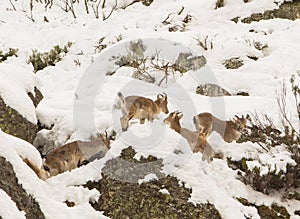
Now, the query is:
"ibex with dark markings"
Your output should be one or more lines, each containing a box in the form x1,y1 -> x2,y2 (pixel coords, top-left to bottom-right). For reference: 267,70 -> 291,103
118,92 -> 169,131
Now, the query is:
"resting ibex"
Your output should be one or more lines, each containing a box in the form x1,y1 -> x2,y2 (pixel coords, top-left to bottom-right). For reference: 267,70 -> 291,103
118,92 -> 169,131
24,132 -> 110,180
193,112 -> 247,143
164,111 -> 215,163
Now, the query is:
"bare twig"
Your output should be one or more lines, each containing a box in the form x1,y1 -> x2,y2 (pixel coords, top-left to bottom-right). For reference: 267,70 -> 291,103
177,6 -> 184,15
276,81 -> 299,136
8,0 -> 17,11
102,0 -> 117,21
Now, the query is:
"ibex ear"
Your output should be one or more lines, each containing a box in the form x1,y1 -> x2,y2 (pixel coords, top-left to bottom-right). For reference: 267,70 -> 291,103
178,113 -> 183,120
162,92 -> 167,100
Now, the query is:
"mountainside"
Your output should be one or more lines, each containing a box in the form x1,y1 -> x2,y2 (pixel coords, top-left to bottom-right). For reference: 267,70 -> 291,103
0,0 -> 299,218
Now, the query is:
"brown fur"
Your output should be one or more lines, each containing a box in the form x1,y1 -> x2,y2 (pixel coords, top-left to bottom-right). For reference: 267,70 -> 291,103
24,133 -> 110,180
23,158 -> 49,180
164,111 -> 215,163
193,112 -> 247,143
118,92 -> 169,131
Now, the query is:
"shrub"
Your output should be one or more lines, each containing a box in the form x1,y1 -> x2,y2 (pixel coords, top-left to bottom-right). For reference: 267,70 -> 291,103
230,75 -> 300,196
0,48 -> 18,62
28,42 -> 72,72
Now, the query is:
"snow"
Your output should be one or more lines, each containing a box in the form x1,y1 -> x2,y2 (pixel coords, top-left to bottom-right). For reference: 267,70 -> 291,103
0,189 -> 26,219
0,63 -> 38,124
0,0 -> 300,218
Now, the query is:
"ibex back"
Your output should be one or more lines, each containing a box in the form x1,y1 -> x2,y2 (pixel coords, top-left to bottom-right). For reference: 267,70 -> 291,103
118,92 -> 169,131
164,111 -> 215,163
193,112 -> 247,143
24,132 -> 110,180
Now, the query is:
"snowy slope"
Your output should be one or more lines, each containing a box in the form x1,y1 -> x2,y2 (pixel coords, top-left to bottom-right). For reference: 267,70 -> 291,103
0,0 -> 300,218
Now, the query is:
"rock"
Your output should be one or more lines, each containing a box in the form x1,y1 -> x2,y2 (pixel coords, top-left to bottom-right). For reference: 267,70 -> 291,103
196,83 -> 231,97
84,147 -> 222,219
0,96 -> 39,144
33,129 -> 59,157
174,52 -> 207,73
0,157 -> 45,219
236,91 -> 249,96
223,57 -> 243,69
241,1 -> 300,23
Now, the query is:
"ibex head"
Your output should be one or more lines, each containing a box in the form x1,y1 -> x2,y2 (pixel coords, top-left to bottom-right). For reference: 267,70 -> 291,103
100,131 -> 110,149
232,115 -> 247,132
156,93 -> 169,114
163,111 -> 183,133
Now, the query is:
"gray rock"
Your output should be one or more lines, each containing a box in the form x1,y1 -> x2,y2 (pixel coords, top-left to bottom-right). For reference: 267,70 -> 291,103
196,83 -> 231,97
174,52 -> 207,73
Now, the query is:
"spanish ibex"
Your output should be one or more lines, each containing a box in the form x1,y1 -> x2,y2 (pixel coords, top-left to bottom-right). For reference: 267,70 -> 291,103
164,111 -> 215,163
193,112 -> 247,143
118,92 -> 169,131
24,132 -> 110,180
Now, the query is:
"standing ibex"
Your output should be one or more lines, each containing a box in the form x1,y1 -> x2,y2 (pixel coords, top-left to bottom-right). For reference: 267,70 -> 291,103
118,92 -> 169,131
164,111 -> 215,163
24,132 -> 110,180
193,112 -> 247,143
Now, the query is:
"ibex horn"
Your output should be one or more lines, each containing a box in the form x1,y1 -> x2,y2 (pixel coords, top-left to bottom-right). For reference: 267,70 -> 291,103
234,115 -> 240,119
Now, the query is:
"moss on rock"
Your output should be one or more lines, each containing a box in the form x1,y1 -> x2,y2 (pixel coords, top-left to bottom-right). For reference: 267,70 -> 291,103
0,96 -> 39,143
84,147 -> 222,219
0,157 -> 45,219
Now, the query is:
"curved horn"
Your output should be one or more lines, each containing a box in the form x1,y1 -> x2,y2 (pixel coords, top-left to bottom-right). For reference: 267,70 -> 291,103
162,92 -> 167,97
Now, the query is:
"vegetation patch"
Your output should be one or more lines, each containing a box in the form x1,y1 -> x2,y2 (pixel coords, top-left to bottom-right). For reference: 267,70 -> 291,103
0,157 -> 45,219
0,48 -> 18,63
237,198 -> 290,219
28,42 -> 72,72
227,75 -> 300,196
84,147 -> 222,219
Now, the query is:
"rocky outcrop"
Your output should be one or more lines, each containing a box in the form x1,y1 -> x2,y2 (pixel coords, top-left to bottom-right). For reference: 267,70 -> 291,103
84,147 -> 222,219
234,1 -> 300,23
0,157 -> 45,219
0,95 -> 40,144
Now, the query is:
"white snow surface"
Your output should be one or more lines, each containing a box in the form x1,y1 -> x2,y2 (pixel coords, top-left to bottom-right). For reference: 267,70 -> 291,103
0,0 -> 300,218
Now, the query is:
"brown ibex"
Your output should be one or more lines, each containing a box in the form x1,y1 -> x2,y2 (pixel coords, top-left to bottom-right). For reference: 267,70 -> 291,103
118,92 -> 169,131
193,112 -> 247,143
164,111 -> 215,163
24,132 -> 110,180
